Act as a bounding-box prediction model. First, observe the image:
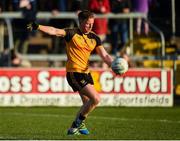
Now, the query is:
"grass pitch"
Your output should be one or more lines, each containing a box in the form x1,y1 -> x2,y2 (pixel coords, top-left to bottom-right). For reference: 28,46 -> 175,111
0,106 -> 180,140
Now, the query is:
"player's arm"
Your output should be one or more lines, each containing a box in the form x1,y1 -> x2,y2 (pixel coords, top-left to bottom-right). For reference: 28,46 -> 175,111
27,22 -> 66,37
38,25 -> 66,37
96,46 -> 113,67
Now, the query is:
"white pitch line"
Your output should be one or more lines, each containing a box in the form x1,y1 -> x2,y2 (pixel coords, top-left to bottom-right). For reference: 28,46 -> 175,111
0,136 -> 18,139
2,112 -> 180,124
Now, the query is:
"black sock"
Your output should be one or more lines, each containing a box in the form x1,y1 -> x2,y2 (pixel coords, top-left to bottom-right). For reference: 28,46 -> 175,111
71,114 -> 86,128
79,113 -> 86,120
72,121 -> 78,128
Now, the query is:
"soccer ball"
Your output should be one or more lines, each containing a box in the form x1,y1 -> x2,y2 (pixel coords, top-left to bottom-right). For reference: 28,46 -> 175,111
111,57 -> 129,75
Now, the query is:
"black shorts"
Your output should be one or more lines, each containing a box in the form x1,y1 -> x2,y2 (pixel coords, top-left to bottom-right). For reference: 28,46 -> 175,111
66,72 -> 94,92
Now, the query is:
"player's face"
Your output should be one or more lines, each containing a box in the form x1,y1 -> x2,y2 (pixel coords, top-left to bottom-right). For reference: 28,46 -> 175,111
80,18 -> 94,34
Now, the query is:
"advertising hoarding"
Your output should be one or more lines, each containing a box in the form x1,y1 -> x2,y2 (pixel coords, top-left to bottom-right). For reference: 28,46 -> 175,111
0,68 -> 173,107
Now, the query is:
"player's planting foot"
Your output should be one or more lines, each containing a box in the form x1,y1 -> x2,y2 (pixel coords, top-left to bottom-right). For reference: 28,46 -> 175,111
68,121 -> 89,135
78,121 -> 89,135
67,128 -> 80,135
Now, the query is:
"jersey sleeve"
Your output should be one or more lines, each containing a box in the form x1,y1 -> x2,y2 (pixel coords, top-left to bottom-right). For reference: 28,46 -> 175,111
64,28 -> 76,42
91,33 -> 102,47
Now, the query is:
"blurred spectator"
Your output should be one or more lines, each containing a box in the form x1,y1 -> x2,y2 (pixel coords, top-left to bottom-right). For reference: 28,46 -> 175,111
109,0 -> 131,56
88,0 -> 110,42
69,0 -> 85,27
0,49 -> 20,67
0,0 -> 6,54
70,0 -> 84,12
58,0 -> 67,12
40,0 -> 69,56
132,0 -> 152,35
13,0 -> 37,22
0,48 -> 31,67
0,0 -> 5,12
47,0 -> 69,28
0,0 -> 11,12
12,0 -> 37,54
38,0 -> 67,12
0,0 -> 13,12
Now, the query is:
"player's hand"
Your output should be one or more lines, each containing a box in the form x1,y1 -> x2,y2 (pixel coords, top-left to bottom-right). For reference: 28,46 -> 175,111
27,22 -> 39,31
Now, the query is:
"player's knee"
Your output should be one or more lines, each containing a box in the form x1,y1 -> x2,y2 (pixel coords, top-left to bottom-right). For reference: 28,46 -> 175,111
93,96 -> 100,105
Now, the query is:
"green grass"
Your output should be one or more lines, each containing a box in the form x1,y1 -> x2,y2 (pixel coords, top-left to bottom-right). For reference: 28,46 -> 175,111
0,107 -> 180,140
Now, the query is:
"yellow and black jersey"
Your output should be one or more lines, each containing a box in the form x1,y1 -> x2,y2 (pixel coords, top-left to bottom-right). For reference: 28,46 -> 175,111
64,28 -> 102,73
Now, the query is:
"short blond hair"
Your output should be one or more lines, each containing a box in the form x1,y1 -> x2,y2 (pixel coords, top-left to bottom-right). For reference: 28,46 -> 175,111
78,10 -> 94,24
